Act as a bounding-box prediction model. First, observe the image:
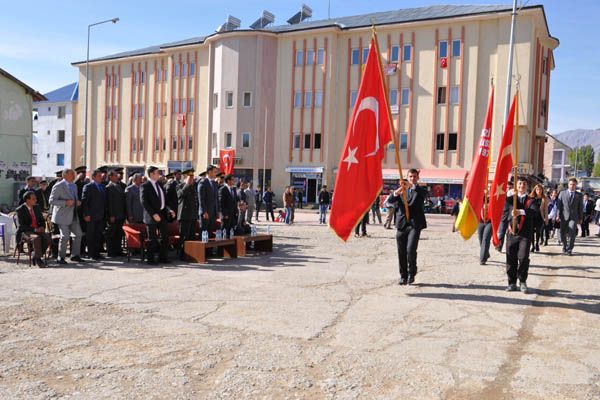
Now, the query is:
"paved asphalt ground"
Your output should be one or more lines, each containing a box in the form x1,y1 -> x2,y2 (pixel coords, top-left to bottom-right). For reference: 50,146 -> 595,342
0,211 -> 598,399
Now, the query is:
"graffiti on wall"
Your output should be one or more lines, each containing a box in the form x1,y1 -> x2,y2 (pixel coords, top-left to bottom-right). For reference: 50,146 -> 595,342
0,161 -> 31,181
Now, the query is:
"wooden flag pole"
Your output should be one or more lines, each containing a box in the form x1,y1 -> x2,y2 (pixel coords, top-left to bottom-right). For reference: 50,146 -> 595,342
483,79 -> 494,222
371,24 -> 410,219
511,86 -> 520,233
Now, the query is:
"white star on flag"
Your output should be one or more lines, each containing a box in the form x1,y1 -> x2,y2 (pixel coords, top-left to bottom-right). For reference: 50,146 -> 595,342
494,183 -> 505,200
343,147 -> 359,171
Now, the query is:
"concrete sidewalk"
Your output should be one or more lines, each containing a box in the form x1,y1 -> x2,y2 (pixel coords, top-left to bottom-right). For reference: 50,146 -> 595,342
0,214 -> 598,399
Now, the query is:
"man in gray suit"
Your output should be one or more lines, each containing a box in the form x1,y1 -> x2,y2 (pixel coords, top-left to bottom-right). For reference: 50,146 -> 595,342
125,173 -> 144,224
49,169 -> 83,264
557,177 -> 583,256
244,182 -> 256,224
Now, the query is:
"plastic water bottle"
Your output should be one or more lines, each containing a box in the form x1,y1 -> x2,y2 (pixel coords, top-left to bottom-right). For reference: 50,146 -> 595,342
202,230 -> 208,243
230,228 -> 235,238
216,230 -> 222,240
251,225 -> 257,237
222,228 -> 227,239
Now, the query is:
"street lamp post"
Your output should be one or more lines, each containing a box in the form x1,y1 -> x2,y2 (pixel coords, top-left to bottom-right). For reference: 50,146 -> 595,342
84,17 -> 119,166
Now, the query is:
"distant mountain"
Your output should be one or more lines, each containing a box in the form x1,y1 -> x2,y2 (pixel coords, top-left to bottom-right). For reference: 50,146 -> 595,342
554,129 -> 600,161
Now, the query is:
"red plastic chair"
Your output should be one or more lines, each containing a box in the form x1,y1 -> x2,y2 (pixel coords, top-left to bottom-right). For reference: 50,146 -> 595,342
122,225 -> 148,263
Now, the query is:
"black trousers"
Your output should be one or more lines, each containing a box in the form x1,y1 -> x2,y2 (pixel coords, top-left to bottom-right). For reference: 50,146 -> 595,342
395,225 -> 421,278
477,221 -> 492,263
505,234 -> 530,284
178,219 -> 197,258
265,203 -> 275,221
532,217 -> 544,247
497,219 -> 509,250
255,201 -> 262,219
147,212 -> 169,261
86,219 -> 105,258
581,218 -> 590,237
106,218 -> 124,256
355,214 -> 369,235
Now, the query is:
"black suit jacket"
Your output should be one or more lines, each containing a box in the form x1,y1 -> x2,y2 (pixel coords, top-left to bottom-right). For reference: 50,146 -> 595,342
583,199 -> 595,221
18,187 -> 36,205
141,180 -> 170,224
198,178 -> 218,217
389,186 -> 428,231
505,194 -> 538,239
16,203 -> 45,241
219,185 -> 237,221
81,182 -> 107,222
35,188 -> 49,212
177,183 -> 199,221
106,182 -> 126,220
165,179 -> 180,215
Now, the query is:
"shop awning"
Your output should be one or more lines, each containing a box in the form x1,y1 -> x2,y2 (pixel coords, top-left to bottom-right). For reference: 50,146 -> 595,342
382,168 -> 468,184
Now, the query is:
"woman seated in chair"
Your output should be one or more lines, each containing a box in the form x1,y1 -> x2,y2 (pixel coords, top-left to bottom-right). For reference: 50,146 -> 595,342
16,191 -> 51,267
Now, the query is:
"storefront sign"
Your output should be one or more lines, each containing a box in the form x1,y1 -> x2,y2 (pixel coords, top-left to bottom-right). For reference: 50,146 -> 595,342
285,166 -> 324,173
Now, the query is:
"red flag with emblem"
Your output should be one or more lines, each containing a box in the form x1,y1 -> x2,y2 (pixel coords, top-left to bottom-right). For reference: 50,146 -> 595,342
330,35 -> 392,241
489,94 -> 517,247
219,149 -> 235,175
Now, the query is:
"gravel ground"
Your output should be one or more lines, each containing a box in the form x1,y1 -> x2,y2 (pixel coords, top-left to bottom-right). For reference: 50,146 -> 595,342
0,211 -> 598,399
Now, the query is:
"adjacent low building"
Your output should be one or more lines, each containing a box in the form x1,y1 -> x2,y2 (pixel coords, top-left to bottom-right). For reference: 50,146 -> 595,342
73,4 -> 558,202
0,68 -> 46,208
543,132 -> 572,185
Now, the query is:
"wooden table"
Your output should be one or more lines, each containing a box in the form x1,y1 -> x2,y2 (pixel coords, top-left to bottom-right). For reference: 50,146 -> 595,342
234,234 -> 273,257
183,239 -> 237,263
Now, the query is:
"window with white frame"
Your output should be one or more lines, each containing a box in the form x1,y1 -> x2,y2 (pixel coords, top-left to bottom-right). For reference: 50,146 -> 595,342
390,45 -> 399,63
450,86 -> 459,104
439,41 -> 448,58
294,91 -> 302,108
57,130 -> 65,143
293,133 -> 301,149
317,48 -> 325,65
389,89 -> 398,106
296,50 -> 303,66
351,49 -> 360,65
315,91 -> 323,108
314,133 -> 321,149
401,88 -> 410,105
452,39 -> 461,57
304,91 -> 312,108
57,106 -> 66,119
243,91 -> 252,107
306,49 -> 314,65
403,44 -> 412,62
362,48 -> 369,63
350,90 -> 358,108
242,132 -> 251,148
399,132 -> 408,150
213,93 -> 218,109
225,132 -> 232,148
226,91 -> 233,108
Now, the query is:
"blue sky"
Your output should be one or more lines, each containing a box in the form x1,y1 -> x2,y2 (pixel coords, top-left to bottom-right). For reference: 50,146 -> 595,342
1,0 -> 597,133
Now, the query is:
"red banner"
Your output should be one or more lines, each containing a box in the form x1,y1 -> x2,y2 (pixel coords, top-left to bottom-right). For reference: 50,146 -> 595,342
219,149 -> 235,175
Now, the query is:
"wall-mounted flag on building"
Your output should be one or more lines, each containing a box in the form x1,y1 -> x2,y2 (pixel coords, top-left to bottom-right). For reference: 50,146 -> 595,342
219,149 -> 235,175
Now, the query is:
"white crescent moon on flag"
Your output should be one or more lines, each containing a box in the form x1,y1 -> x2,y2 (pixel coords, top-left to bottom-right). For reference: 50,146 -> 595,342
352,97 -> 380,157
223,154 -> 231,167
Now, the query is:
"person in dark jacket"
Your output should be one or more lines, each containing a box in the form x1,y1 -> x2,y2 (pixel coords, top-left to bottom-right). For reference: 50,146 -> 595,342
177,170 -> 199,260
254,186 -> 263,221
35,180 -> 50,213
18,176 -> 38,205
318,186 -> 330,224
581,192 -> 594,237
141,166 -> 175,264
219,175 -> 238,232
16,192 -> 50,267
125,173 -> 144,224
235,201 -> 252,235
81,170 -> 107,260
165,170 -> 181,219
263,187 -> 275,221
386,169 -> 428,285
105,170 -> 126,257
198,165 -> 219,235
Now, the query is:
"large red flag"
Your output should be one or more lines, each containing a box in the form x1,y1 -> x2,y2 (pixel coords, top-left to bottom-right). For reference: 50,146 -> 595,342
219,149 -> 235,175
489,94 -> 517,247
330,35 -> 392,241
454,87 -> 494,239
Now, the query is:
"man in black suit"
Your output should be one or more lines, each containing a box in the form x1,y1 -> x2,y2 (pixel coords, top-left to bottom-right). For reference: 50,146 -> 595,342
165,170 -> 181,218
198,165 -> 219,235
177,169 -> 199,260
106,169 -> 127,257
16,192 -> 51,267
18,176 -> 38,205
386,168 -> 428,285
557,178 -> 583,255
35,180 -> 50,213
505,177 -> 538,293
219,174 -> 238,233
581,192 -> 594,237
81,169 -> 107,260
141,166 -> 175,264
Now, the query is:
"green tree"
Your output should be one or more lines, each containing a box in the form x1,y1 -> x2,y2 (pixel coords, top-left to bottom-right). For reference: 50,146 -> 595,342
593,160 -> 600,177
567,145 -> 595,176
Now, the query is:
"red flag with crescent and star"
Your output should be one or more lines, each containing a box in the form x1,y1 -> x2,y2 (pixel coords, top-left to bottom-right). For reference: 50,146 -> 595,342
219,149 -> 235,175
330,35 -> 392,241
489,94 -> 517,247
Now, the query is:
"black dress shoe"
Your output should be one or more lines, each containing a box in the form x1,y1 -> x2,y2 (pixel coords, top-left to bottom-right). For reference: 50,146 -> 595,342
56,257 -> 68,265
70,256 -> 83,262
37,258 -> 47,268
159,258 -> 171,264
506,284 -> 518,292
399,277 -> 407,285
407,275 -> 415,285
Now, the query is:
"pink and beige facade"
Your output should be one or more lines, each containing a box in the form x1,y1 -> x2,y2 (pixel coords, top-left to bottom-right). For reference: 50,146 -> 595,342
73,4 -> 557,202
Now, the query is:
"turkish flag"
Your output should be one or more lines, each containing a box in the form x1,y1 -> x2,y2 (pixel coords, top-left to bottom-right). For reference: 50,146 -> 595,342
440,57 -> 448,68
330,36 -> 392,241
219,149 -> 235,175
489,94 -> 517,247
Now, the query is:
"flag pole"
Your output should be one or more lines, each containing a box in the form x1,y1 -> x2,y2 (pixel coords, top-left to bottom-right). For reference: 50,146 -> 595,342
511,87 -> 519,233
371,24 -> 410,219
483,79 -> 494,222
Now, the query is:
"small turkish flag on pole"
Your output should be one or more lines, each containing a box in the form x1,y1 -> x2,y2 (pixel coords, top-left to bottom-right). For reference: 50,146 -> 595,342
330,33 -> 393,241
219,149 -> 235,175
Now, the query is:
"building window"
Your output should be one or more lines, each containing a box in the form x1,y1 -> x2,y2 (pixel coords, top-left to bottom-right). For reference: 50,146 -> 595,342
243,91 -> 252,107
163,68 -> 168,81
213,93 -> 218,109
540,100 -> 547,117
452,39 -> 461,57
57,106 -> 66,119
389,89 -> 398,106
439,41 -> 448,58
351,49 -> 360,65
113,106 -> 118,119
541,57 -> 547,75
315,91 -> 323,108
388,143 -> 395,151
314,133 -> 321,149
225,132 -> 232,148
113,75 -> 118,87
211,132 -> 217,152
139,138 -> 144,152
48,107 -> 51,112
362,48 -> 369,63
106,106 -> 111,120
181,99 -> 187,114
174,63 -> 179,77
450,86 -> 459,104
401,88 -> 410,105
157,69 -> 162,82
293,133 -> 301,149
140,104 -> 144,118
56,153 -> 65,166
437,86 -> 447,104
189,99 -> 194,113
552,149 -> 563,164
448,132 -> 457,151
182,63 -> 187,76
188,136 -> 193,149
242,132 -> 250,148
47,130 -> 50,135
155,138 -> 160,151
436,133 -> 445,151
304,91 -> 312,108
156,102 -> 160,117
190,62 -> 195,75
304,134 -> 311,149
173,99 -> 178,113
57,130 -> 65,143
162,138 -> 166,150
400,132 -> 408,149
32,154 -> 37,165
134,71 -> 138,84
162,102 -> 167,116
141,71 -> 145,84
296,50 -> 303,66
171,137 -> 176,150
403,44 -> 411,62
133,105 -> 138,118
226,91 -> 234,108
107,75 -> 111,87
390,45 -> 399,63
294,91 -> 302,108
317,48 -> 325,65
306,49 -> 314,65
350,91 -> 358,108
113,139 -> 117,151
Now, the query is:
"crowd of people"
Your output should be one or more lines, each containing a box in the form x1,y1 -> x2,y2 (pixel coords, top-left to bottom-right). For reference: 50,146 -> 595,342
14,165 -> 284,266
